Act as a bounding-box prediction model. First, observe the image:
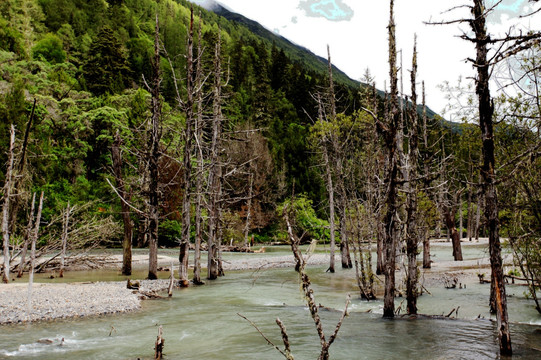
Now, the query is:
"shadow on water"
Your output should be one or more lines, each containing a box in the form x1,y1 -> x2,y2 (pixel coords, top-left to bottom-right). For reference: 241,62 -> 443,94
1,245 -> 540,359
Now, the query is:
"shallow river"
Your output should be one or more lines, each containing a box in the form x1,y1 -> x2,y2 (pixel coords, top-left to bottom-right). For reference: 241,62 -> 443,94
1,244 -> 540,359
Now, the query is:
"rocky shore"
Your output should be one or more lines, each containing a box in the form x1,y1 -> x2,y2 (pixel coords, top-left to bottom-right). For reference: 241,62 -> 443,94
0,280 -> 171,325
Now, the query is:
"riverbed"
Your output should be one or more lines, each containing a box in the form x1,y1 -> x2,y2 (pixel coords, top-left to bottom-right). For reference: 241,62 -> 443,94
1,241 -> 540,359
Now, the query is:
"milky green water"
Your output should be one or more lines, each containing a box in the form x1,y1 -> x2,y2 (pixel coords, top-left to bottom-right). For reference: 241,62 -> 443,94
1,244 -> 540,359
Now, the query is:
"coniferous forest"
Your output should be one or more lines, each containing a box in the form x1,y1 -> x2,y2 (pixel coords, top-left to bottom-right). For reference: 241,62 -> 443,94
1,0 -> 541,358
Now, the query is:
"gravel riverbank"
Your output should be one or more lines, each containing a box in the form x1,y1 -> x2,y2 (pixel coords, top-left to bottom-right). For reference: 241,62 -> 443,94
0,280 -> 171,325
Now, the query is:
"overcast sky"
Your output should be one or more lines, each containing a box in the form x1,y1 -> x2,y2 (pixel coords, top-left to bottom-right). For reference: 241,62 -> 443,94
216,0 -> 540,116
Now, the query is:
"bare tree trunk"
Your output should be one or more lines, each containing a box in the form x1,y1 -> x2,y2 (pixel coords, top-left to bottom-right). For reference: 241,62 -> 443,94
179,9 -> 195,287
421,82 -> 431,270
422,228 -> 431,268
148,14 -> 162,280
324,45 -> 337,273
443,207 -> 463,261
283,208 -> 350,360
243,172 -> 253,247
406,36 -> 419,315
207,28 -> 224,280
459,195 -> 463,239
192,12 -> 204,286
475,177 -> 482,240
381,0 -> 400,319
467,184 -> 473,241
27,192 -> 43,320
59,201 -> 72,278
112,131 -> 133,276
2,125 -> 15,284
17,192 -> 36,277
471,0 -> 511,354
323,147 -> 336,273
339,211 -> 352,268
376,221 -> 385,275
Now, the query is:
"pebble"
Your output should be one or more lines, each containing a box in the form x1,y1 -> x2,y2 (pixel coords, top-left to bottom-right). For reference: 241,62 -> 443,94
0,282 -> 141,325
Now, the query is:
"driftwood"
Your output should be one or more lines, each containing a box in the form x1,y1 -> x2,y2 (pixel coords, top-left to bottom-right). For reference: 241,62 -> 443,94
504,274 -> 541,286
138,290 -> 163,300
127,279 -> 140,290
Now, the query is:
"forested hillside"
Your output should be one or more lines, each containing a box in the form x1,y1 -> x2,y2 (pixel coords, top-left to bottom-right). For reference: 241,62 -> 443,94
0,0 -> 361,244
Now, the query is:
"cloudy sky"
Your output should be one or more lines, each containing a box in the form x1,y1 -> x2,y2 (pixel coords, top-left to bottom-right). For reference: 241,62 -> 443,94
215,0 -> 540,115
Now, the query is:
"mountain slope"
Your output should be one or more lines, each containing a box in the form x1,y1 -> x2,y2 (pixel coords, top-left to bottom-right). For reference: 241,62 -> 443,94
196,0 -> 438,119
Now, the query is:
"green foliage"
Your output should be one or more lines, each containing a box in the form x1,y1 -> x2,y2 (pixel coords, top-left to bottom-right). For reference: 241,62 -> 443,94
277,195 -> 330,243
83,26 -> 131,95
32,33 -> 65,64
0,17 -> 25,55
159,219 -> 182,247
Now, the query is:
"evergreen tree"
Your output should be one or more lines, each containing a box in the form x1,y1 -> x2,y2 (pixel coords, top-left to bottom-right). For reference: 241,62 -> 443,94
83,26 -> 131,95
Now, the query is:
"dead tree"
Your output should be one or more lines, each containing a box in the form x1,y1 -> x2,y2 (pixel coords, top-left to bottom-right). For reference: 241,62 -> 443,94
16,192 -> 36,277
421,82 -> 431,269
238,313 -> 294,360
316,92 -> 337,274
111,131 -> 133,276
207,27 -> 225,280
374,0 -> 401,319
470,0 -> 510,353
192,12 -> 205,286
147,13 -> 162,280
26,191 -> 43,319
405,35 -> 420,314
442,189 -> 464,261
284,207 -> 350,360
2,125 -> 15,283
154,325 -> 164,360
243,172 -> 254,247
59,201 -> 74,277
428,0 -> 541,353
179,8 -> 195,287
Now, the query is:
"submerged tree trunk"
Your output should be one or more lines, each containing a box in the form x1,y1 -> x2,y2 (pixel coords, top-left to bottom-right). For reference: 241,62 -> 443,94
208,28 -> 224,280
421,82 -> 431,270
406,36 -> 420,315
2,125 -> 15,284
243,173 -> 254,247
324,46 -> 337,274
443,207 -> 463,261
148,14 -> 162,280
192,13 -> 204,286
467,185 -> 473,241
471,0 -> 511,354
179,9 -> 195,287
324,147 -> 336,273
339,213 -> 352,269
381,0 -> 400,319
422,228 -> 431,269
376,221 -> 385,275
111,132 -> 133,276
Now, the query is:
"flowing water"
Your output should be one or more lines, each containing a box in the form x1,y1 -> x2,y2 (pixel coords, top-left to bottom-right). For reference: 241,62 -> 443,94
1,244 -> 540,359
